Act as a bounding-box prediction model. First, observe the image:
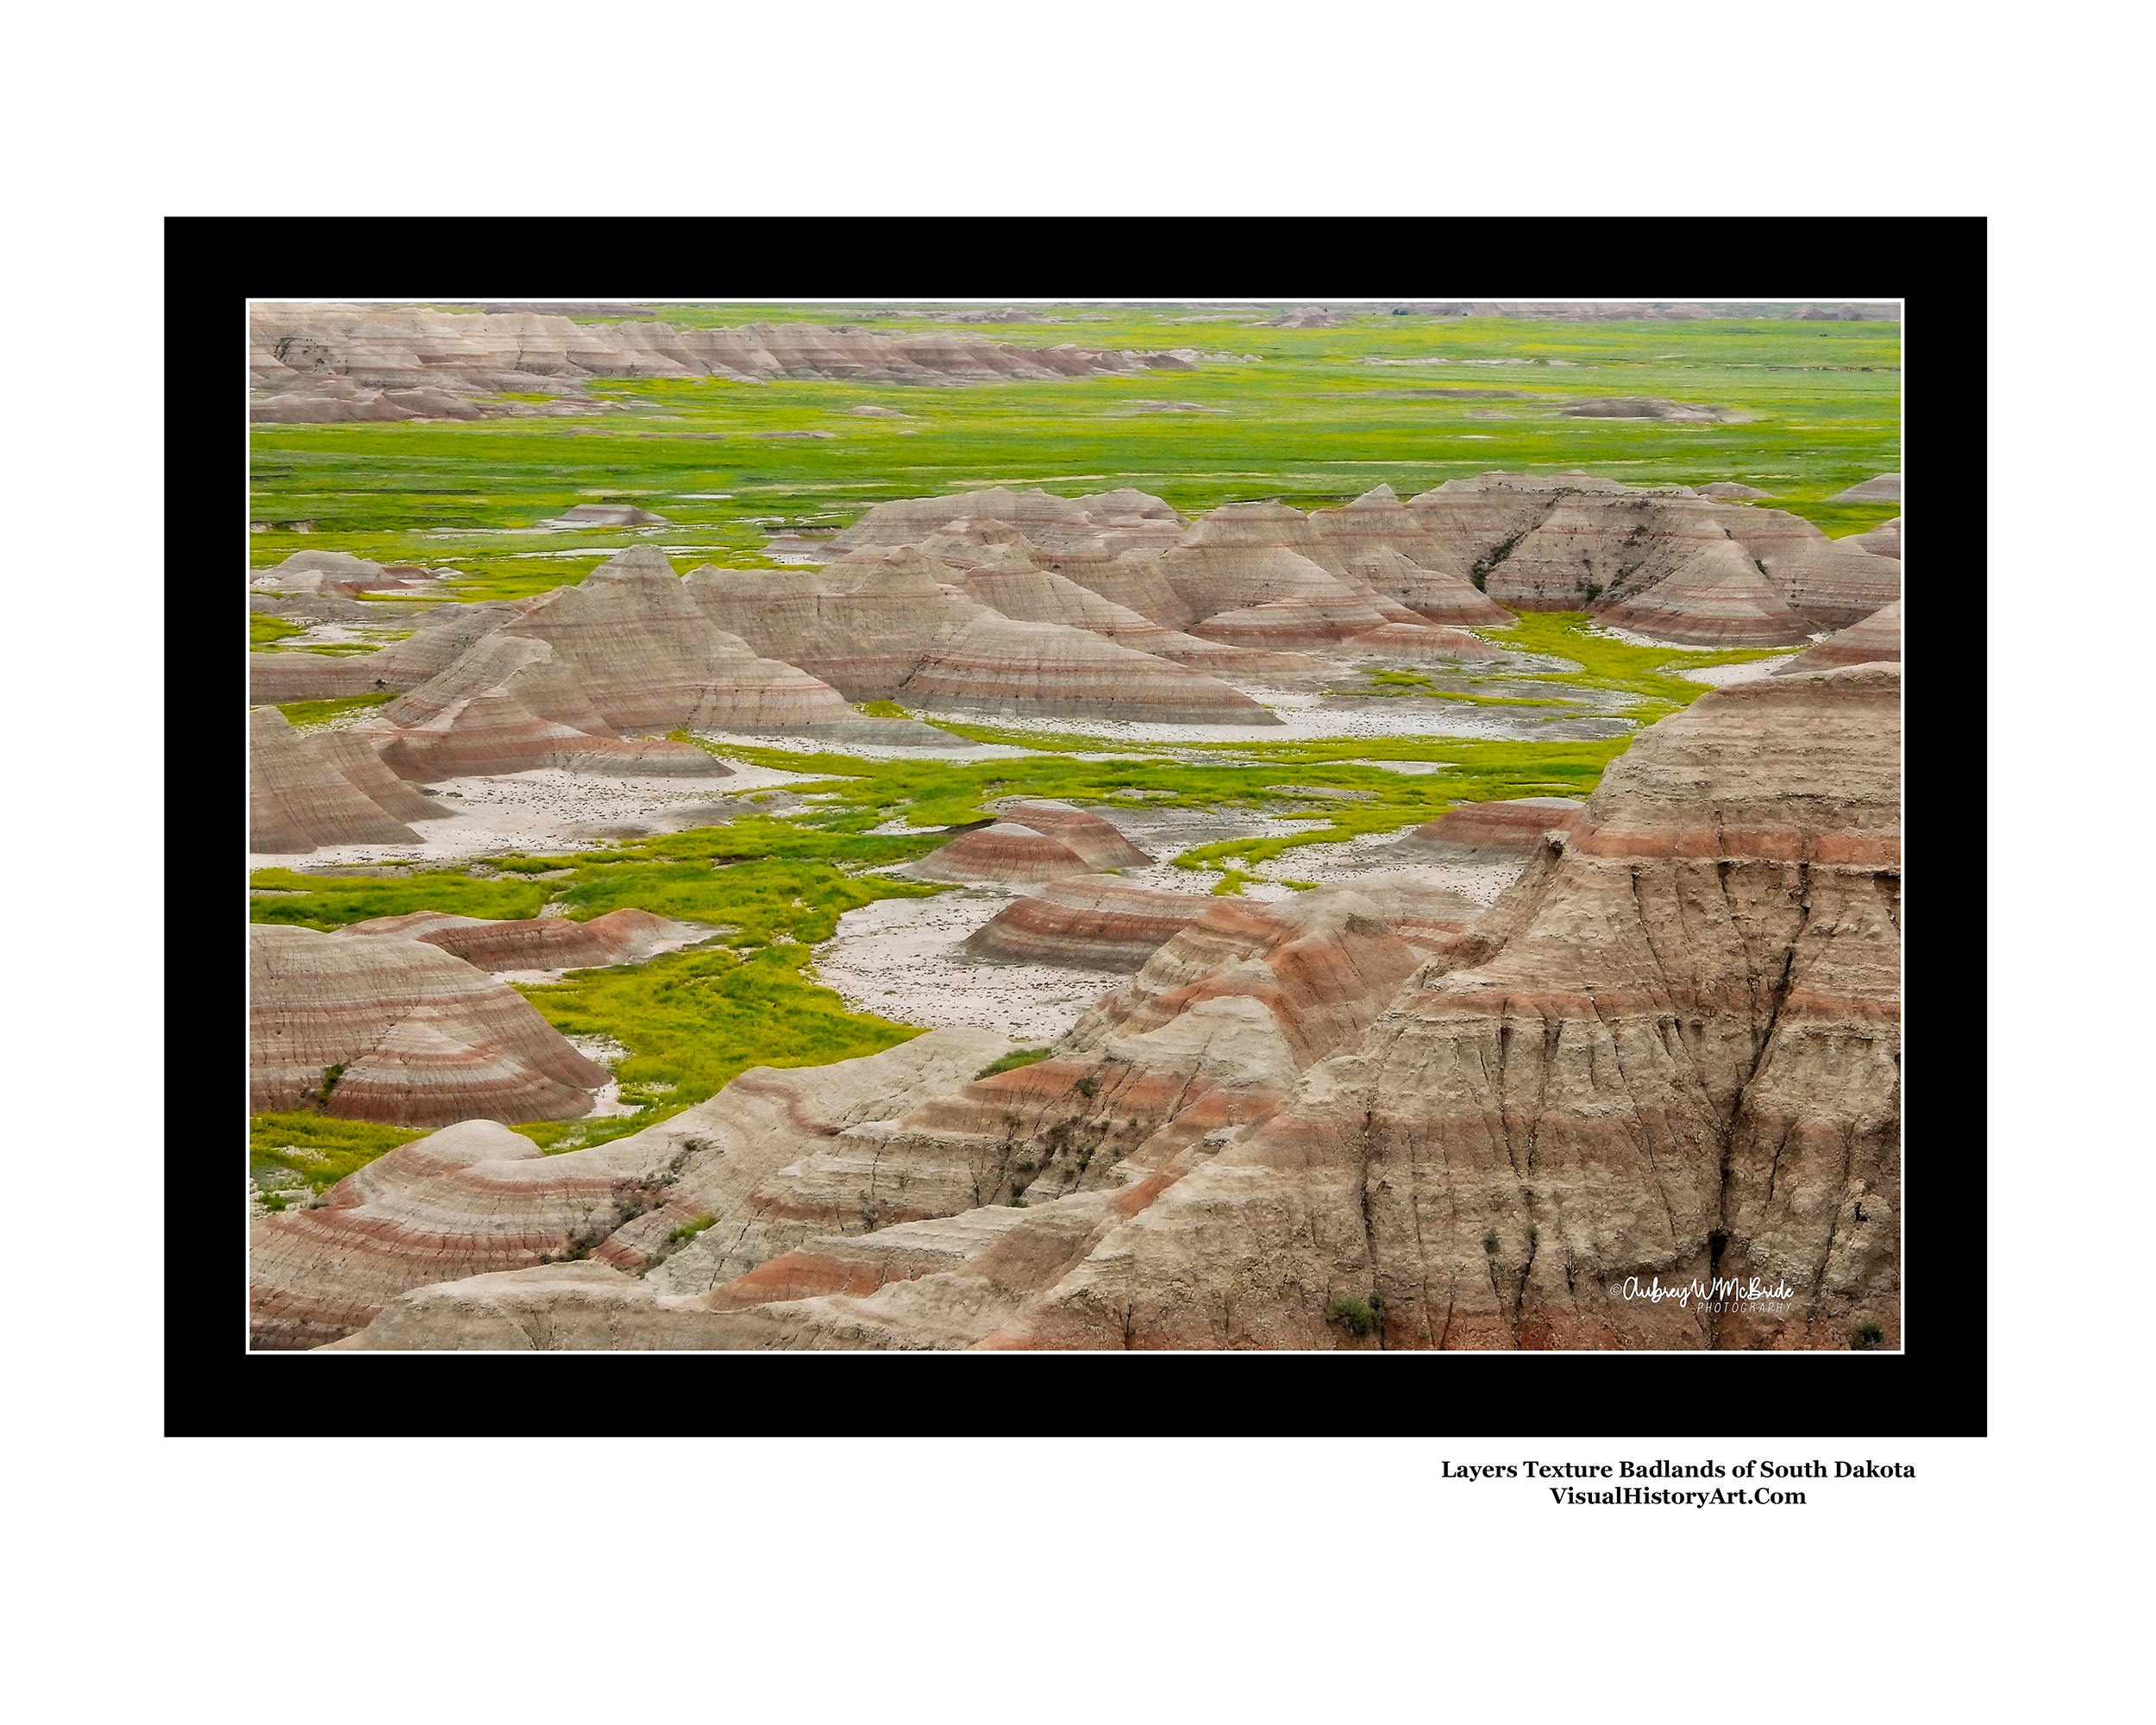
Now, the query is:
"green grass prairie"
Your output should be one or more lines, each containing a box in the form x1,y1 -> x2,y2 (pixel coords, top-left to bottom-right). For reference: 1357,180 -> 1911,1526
249,311 -> 1900,602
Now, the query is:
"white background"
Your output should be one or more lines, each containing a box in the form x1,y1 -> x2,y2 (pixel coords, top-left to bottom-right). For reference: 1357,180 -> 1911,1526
1,2 -> 2142,1718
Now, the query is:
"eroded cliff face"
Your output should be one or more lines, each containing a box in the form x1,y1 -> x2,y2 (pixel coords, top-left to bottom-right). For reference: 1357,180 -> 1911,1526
994,665 -> 1902,1350
248,307 -> 1200,421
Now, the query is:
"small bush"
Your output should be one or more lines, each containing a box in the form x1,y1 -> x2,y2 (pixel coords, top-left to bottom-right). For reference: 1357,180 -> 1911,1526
976,1048 -> 1050,1080
667,1214 -> 717,1243
1483,1228 -> 1501,1256
1853,1320 -> 1885,1349
1325,1295 -> 1378,1337
1074,1074 -> 1098,1099
258,1190 -> 290,1213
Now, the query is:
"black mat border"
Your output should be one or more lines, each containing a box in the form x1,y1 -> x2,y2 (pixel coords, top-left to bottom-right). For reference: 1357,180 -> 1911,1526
170,215 -> 1980,1439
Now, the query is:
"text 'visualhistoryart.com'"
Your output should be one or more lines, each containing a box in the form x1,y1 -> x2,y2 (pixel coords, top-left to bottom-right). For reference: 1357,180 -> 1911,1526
247,298 -> 1902,1352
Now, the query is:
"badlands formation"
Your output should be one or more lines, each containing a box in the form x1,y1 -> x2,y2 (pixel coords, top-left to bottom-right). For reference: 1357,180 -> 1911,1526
266,665 -> 1902,1352
250,304 -> 1204,423
250,460 -> 1903,1351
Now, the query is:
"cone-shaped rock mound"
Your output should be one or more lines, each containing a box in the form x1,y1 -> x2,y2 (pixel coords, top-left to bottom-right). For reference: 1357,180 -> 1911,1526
1842,517 -> 1901,560
249,924 -> 610,1126
1347,548 -> 1514,626
985,803 -> 1152,870
1760,538 -> 1901,629
962,877 -> 1209,972
1772,601 -> 1902,674
250,706 -> 446,854
1596,541 -> 1817,645
908,824 -> 1096,886
340,906 -> 702,971
1828,474 -> 1901,503
1390,798 -> 1585,862
1340,623 -> 1505,662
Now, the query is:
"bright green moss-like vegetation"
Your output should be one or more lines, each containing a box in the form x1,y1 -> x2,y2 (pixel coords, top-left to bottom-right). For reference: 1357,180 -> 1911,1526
248,867 -> 551,930
1476,612 -> 1799,720
508,940 -> 927,1152
251,1111 -> 426,1193
273,692 -> 398,728
975,1048 -> 1051,1079
250,614 -> 306,649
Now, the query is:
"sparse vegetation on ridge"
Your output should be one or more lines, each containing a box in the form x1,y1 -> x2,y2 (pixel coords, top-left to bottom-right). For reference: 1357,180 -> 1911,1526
273,692 -> 399,729
976,1048 -> 1051,1079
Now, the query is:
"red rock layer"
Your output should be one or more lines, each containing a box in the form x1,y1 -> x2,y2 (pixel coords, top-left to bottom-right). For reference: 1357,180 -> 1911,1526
990,665 -> 1902,1351
306,877 -> 1502,1348
909,824 -> 1096,885
342,906 -> 688,970
1772,601 -> 1902,674
1391,798 -> 1585,862
360,633 -> 730,781
1071,888 -> 1431,1073
987,802 -> 1152,869
962,877 -> 1208,971
252,1031 -> 1007,1348
1596,542 -> 1818,646
249,924 -> 608,1124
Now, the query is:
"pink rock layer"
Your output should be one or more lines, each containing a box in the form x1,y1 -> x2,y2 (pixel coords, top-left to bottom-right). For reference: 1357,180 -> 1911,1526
988,666 -> 1902,1351
909,823 -> 1096,885
253,1032 -> 1006,1348
1347,548 -> 1514,627
1772,601 -> 1902,674
962,877 -> 1208,972
1339,623 -> 1504,661
342,906 -> 689,970
250,924 -> 608,1125
986,803 -> 1152,869
251,706 -> 443,853
1392,798 -> 1585,862
1596,542 -> 1818,646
